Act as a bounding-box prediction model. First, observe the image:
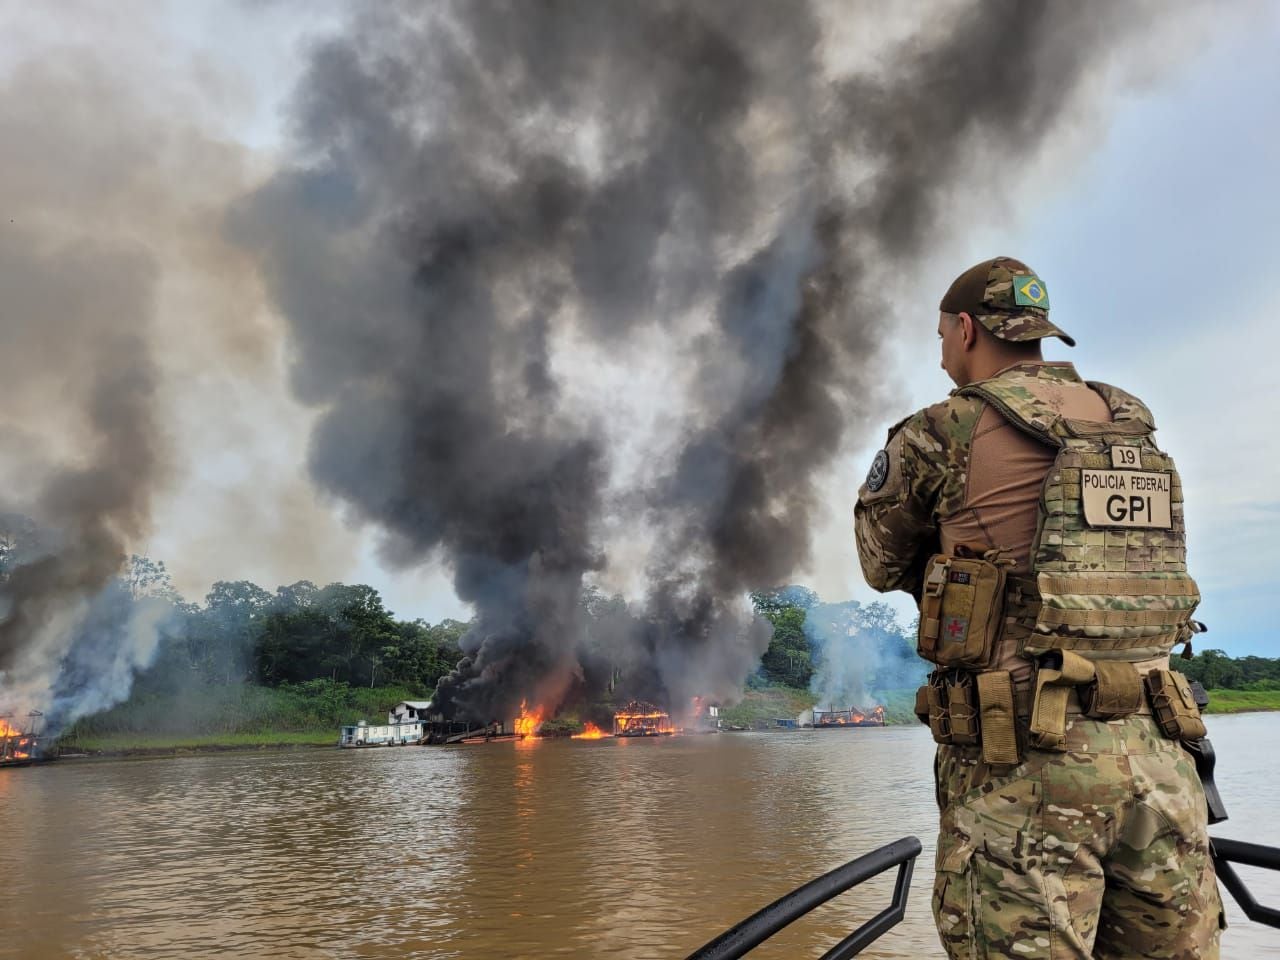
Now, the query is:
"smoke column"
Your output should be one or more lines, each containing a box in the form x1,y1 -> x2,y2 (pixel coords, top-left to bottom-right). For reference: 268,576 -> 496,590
237,0 -> 1192,721
0,17 -> 315,729
0,208 -> 164,726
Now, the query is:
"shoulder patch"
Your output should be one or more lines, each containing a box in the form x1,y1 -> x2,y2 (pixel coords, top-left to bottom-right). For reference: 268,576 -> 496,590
858,429 -> 908,506
866,449 -> 890,492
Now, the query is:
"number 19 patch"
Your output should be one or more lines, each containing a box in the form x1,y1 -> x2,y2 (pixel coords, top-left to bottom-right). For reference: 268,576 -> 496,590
1111,445 -> 1141,468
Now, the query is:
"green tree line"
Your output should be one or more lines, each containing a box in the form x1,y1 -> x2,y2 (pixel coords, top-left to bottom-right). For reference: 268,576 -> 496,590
127,556 -> 466,696
1178,648 -> 1280,691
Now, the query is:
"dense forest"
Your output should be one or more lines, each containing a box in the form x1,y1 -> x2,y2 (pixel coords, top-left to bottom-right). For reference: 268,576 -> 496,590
124,556 -> 467,696
1177,648 -> 1280,691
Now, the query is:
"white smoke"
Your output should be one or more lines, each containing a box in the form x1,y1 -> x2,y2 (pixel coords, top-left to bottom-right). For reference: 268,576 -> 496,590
805,601 -> 925,709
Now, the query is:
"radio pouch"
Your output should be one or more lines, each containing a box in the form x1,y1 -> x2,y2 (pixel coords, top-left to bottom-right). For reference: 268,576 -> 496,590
918,553 -> 1008,669
1145,669 -> 1207,741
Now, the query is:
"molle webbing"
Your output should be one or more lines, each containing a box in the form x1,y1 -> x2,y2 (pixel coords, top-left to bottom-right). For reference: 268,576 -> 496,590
960,375 -> 1200,662
1036,574 -> 1199,597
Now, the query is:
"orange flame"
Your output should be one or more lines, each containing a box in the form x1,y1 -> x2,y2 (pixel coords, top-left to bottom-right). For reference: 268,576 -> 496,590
1,718 -> 31,760
571,721 -> 608,740
513,700 -> 544,738
612,700 -> 674,736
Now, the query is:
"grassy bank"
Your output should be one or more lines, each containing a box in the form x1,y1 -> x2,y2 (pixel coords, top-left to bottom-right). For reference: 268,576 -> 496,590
57,681 -> 422,755
1202,688 -> 1280,714
66,730 -> 337,755
719,684 -> 818,727
718,685 -> 920,727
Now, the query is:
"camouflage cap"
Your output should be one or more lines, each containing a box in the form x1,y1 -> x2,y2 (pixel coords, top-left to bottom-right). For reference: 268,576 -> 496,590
939,256 -> 1075,347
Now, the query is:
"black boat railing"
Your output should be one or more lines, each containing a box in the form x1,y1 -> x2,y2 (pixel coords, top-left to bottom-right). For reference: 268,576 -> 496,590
685,831 -> 1280,958
684,836 -> 921,960
1212,837 -> 1280,929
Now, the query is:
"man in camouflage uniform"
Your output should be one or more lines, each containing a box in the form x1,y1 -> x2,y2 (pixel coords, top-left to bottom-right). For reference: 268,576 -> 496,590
854,258 -> 1224,959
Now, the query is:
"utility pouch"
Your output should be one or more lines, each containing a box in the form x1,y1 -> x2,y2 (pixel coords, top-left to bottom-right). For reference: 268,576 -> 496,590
1080,660 -> 1144,720
1145,669 -> 1207,741
914,684 -> 930,726
927,672 -> 953,745
946,673 -> 980,746
917,553 -> 1008,670
976,671 -> 1020,766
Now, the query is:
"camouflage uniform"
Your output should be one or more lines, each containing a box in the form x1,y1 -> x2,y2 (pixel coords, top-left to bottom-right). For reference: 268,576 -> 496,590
855,258 -> 1224,959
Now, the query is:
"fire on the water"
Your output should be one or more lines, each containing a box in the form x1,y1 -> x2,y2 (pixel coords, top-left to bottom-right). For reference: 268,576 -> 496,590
813,704 -> 886,728
0,712 -> 48,767
510,698 -> 682,740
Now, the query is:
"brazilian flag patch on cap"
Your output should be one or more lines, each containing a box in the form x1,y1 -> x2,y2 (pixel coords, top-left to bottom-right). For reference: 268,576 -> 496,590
1013,276 -> 1049,308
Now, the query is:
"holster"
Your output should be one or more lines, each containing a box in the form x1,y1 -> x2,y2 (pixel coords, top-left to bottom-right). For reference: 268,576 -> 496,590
1028,650 -> 1097,750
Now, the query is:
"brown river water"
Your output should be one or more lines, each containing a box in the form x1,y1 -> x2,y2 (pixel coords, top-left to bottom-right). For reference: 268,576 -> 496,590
0,713 -> 1276,959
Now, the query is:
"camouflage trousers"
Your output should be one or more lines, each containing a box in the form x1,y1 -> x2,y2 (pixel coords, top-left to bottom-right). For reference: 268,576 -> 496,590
932,716 -> 1224,959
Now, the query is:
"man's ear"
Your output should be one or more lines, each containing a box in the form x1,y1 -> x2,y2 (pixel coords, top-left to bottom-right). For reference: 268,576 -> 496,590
958,311 -> 979,350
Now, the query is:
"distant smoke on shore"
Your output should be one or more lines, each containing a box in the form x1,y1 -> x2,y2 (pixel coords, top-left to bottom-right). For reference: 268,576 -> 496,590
805,601 -> 926,710
0,16 -> 349,729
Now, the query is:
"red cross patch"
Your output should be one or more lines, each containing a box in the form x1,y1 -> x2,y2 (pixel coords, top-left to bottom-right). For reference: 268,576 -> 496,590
943,616 -> 969,645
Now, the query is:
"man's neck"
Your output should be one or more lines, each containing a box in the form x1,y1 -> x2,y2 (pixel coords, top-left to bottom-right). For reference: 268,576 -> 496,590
966,353 -> 1049,384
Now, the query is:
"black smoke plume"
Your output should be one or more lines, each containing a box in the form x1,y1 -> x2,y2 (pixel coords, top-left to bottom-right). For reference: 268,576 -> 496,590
238,0 -> 1176,721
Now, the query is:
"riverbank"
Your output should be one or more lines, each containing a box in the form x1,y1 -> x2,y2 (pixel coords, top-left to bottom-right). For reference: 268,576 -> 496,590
56,682 -> 417,757
712,684 -> 920,727
64,731 -> 337,758
56,681 -> 1278,757
1203,688 -> 1280,714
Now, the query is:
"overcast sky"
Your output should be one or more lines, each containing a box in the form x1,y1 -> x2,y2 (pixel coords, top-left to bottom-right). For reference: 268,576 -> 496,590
2,2 -> 1275,656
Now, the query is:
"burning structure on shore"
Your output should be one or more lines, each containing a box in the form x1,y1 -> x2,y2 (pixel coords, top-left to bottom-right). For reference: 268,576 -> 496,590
612,701 -> 674,738
0,712 -> 47,767
813,705 -> 886,728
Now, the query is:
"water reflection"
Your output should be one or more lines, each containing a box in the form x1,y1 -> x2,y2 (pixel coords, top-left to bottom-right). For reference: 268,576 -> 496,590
0,716 -> 1274,959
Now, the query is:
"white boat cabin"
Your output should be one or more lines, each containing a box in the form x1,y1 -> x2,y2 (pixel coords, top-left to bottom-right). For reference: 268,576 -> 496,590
338,718 -> 423,747
389,700 -> 436,724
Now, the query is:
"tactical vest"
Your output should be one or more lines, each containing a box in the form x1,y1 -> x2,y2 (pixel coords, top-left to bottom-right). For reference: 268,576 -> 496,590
956,377 -> 1200,663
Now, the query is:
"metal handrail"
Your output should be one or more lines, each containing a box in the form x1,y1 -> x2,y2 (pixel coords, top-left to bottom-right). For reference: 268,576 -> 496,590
684,836 -> 921,960
1212,837 -> 1280,929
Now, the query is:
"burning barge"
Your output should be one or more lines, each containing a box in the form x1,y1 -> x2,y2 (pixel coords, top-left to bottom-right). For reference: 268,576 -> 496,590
338,697 -> 721,747
1,712 -> 50,768
812,705 -> 886,728
612,701 -> 674,737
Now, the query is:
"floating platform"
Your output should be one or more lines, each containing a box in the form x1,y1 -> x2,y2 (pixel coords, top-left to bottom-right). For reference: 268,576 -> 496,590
615,729 -> 674,738
456,732 -> 521,744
